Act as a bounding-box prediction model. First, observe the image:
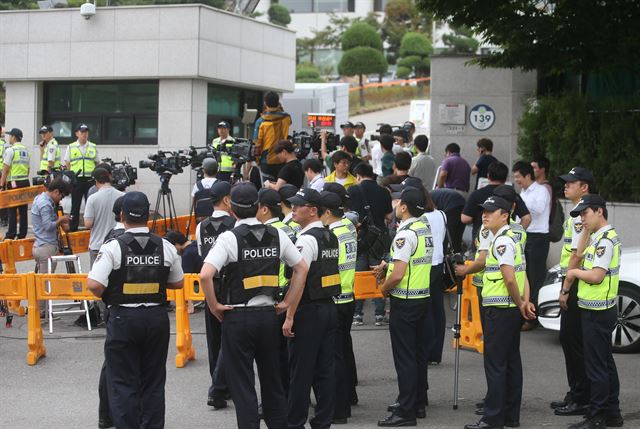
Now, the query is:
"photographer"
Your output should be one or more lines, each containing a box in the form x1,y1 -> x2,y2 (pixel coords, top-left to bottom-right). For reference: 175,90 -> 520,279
264,140 -> 303,191
84,167 -> 125,267
255,92 -> 292,180
211,121 -> 235,182
191,158 -> 218,205
37,125 -> 61,174
31,176 -> 72,317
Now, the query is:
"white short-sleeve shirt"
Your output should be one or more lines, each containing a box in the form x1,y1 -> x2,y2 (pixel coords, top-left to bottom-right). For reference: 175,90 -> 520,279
391,217 -> 420,263
492,225 -> 517,267
589,225 -> 615,270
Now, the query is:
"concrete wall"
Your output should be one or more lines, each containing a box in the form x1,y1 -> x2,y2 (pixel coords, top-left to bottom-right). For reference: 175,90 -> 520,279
429,55 -> 537,173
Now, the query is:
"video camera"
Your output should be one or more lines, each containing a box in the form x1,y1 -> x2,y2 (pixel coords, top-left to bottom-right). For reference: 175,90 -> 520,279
370,123 -> 411,142
220,138 -> 255,165
139,150 -> 191,176
101,158 -> 138,191
32,169 -> 77,189
289,129 -> 340,159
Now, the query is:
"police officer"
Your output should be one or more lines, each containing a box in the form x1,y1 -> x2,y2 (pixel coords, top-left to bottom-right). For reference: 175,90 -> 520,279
195,180 -> 235,408
0,125 -> 8,226
377,187 -> 433,427
0,128 -> 31,240
199,182 -> 308,429
562,194 -> 622,429
278,184 -> 301,235
87,191 -> 184,429
464,196 -> 535,429
286,188 -> 341,429
212,121 -> 236,182
548,167 -> 596,415
320,190 -> 357,424
37,125 -> 61,174
64,123 -> 99,231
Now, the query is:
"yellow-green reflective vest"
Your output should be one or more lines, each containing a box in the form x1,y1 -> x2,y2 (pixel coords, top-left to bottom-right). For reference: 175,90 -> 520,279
559,217 -> 585,276
0,139 -> 6,164
40,138 -> 61,171
578,227 -> 620,310
482,228 -> 526,307
473,223 -> 526,288
472,226 -> 492,287
212,137 -> 236,172
387,219 -> 433,299
8,143 -> 30,181
266,218 -> 296,288
286,217 -> 301,236
330,221 -> 357,304
69,141 -> 97,177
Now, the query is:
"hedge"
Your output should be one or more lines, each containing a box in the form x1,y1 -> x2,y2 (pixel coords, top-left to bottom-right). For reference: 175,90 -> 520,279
518,93 -> 640,202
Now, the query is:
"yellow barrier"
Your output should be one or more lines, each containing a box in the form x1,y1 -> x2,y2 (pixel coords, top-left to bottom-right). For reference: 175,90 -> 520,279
353,271 -> 383,300
0,185 -> 45,209
174,274 -> 202,367
456,272 -> 484,354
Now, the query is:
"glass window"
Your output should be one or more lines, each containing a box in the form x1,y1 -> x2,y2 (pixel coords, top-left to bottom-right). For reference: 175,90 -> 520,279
279,0 -> 312,13
135,117 -> 158,139
106,117 -> 133,141
315,0 -> 350,12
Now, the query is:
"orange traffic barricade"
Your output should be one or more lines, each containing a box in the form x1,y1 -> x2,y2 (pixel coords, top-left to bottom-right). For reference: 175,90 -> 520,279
0,185 -> 44,209
173,274 -> 204,367
456,272 -> 484,354
353,271 -> 383,300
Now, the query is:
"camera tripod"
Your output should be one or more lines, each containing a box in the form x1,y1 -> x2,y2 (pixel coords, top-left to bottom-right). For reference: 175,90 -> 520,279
151,173 -> 179,233
447,263 -> 464,410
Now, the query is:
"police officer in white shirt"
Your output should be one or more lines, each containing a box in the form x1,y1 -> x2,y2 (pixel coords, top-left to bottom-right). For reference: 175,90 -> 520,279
87,192 -> 184,429
199,182 -> 308,429
512,161 -> 550,324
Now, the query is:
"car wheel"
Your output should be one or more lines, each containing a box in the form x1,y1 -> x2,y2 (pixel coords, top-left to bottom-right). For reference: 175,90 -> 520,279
612,283 -> 640,353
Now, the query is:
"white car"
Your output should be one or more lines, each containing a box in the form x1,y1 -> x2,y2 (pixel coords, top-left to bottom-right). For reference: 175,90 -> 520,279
538,247 -> 640,353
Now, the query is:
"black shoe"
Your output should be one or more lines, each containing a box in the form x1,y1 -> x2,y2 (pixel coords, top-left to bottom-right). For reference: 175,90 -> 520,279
415,408 -> 426,419
504,421 -> 520,428
550,393 -> 571,409
332,418 -> 348,424
606,414 -> 624,427
207,397 -> 227,409
98,417 -> 114,428
464,420 -> 503,429
475,407 -> 485,415
387,402 -> 400,412
377,414 -> 417,427
554,402 -> 589,416
568,415 -> 606,429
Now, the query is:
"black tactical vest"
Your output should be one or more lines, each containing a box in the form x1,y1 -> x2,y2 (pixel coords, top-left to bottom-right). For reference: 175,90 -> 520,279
198,215 -> 236,258
222,223 -> 281,305
103,232 -> 170,306
103,227 -> 125,244
301,227 -> 341,303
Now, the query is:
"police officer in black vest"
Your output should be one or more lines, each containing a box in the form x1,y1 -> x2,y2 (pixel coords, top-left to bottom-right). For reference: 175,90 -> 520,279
195,180 -> 236,409
285,188 -> 341,429
87,192 -> 184,429
199,182 -> 308,429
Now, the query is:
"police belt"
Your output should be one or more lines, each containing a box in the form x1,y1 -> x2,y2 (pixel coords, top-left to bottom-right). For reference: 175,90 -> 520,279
228,305 -> 275,312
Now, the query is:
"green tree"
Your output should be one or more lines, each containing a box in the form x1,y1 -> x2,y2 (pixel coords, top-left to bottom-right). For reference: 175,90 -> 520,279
296,63 -> 325,83
341,22 -> 383,51
0,1 -> 37,9
381,0 -> 431,65
441,25 -> 479,54
416,0 -> 640,90
268,4 -> 291,27
396,32 -> 432,78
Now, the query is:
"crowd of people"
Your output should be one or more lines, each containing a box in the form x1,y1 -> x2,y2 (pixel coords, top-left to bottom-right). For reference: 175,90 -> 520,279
0,92 -> 624,429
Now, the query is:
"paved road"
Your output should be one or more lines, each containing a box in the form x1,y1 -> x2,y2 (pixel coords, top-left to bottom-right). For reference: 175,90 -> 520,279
351,104 -> 413,136
1,293 -> 638,429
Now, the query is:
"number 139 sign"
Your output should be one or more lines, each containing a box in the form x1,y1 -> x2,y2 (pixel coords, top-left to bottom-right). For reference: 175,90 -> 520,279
469,104 -> 495,131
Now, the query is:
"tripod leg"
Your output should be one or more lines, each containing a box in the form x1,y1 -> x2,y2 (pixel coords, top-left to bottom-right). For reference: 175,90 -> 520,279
453,290 -> 463,410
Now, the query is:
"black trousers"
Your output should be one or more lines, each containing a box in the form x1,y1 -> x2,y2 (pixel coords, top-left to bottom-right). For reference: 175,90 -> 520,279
428,264 -> 446,363
444,207 -> 464,253
70,176 -> 94,231
222,307 -> 287,429
483,306 -> 524,426
389,297 -> 430,419
581,307 -> 620,419
105,305 -> 169,429
288,301 -> 337,429
524,232 -> 550,311
98,307 -> 111,421
559,278 -> 589,404
333,301 -> 355,419
6,179 -> 30,239
278,312 -> 290,395
204,298 -> 225,399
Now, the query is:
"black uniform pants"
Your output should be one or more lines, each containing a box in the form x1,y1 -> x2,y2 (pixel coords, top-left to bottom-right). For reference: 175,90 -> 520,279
288,301 -> 337,429
222,307 -> 287,429
70,176 -> 94,231
204,298 -> 225,399
524,232 -> 550,312
482,306 -> 524,426
98,308 -> 111,421
581,307 -> 620,419
6,179 -> 30,239
278,312 -> 290,395
105,305 -> 169,429
559,278 -> 589,404
332,301 -> 355,419
389,297 -> 430,419
428,264 -> 446,363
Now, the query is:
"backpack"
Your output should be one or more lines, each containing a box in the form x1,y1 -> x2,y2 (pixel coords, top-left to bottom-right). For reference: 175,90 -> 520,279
354,185 -> 391,260
548,200 -> 565,243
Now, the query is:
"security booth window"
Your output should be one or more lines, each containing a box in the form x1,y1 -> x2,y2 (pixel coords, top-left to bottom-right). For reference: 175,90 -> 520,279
207,84 -> 262,143
43,81 -> 159,145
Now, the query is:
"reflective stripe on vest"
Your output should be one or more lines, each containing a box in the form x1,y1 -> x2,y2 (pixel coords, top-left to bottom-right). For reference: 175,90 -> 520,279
266,219 -> 296,288
330,221 -> 357,304
559,217 -> 573,276
388,219 -> 433,300
577,228 -> 620,310
69,141 -> 97,177
8,143 -> 30,181
482,228 -> 525,307
212,137 -> 235,172
40,139 -> 61,171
